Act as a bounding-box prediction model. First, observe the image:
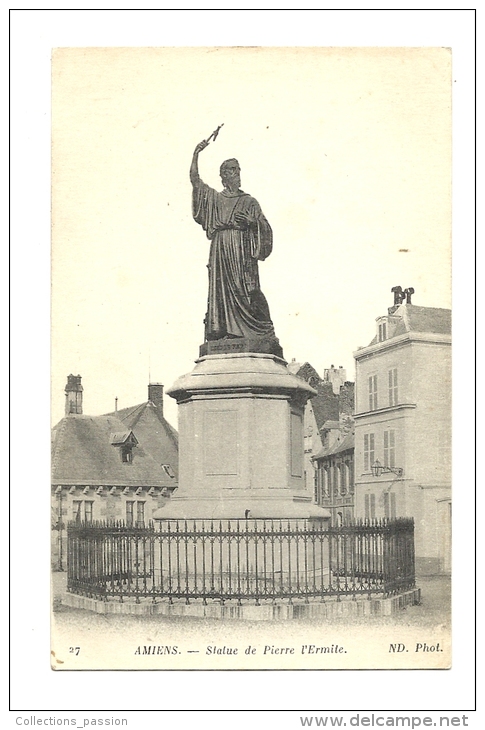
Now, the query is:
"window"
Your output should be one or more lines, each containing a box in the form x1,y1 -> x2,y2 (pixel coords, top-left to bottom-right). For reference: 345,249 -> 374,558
384,429 -> 396,468
348,460 -> 355,493
365,493 -> 376,520
84,501 -> 93,524
388,368 -> 398,406
333,465 -> 339,495
111,431 -> 138,463
162,464 -> 176,478
368,375 -> 378,410
73,500 -> 82,522
384,492 -> 397,519
126,501 -> 134,527
73,500 -> 93,523
340,463 -> 347,495
364,433 -> 375,471
378,321 -> 387,342
126,500 -> 145,527
136,501 -> 145,528
314,466 -> 323,504
323,466 -> 330,497
315,465 -> 326,503
342,460 -> 351,495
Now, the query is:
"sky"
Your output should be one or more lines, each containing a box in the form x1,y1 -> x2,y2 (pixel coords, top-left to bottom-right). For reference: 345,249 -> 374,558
51,46 -> 452,428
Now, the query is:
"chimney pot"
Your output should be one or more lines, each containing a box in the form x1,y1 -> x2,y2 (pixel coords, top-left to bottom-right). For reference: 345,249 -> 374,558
65,374 -> 83,415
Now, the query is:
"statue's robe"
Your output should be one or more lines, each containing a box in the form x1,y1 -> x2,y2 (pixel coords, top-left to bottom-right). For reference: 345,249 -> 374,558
193,180 -> 275,341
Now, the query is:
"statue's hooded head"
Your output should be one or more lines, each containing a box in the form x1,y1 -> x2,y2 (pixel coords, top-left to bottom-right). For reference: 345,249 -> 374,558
220,158 -> 241,191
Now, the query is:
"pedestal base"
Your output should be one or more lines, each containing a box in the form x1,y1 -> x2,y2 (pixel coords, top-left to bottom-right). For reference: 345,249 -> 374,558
154,352 -> 330,522
158,492 -> 329,520
199,334 -> 283,359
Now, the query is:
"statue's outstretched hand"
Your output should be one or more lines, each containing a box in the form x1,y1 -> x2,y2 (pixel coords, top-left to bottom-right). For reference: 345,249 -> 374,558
194,140 -> 209,155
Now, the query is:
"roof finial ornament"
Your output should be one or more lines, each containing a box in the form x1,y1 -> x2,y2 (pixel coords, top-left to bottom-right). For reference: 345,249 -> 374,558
404,287 -> 415,304
391,286 -> 414,305
391,286 -> 405,305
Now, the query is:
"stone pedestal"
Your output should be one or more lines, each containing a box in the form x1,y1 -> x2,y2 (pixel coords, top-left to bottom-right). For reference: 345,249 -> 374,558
155,352 -> 330,520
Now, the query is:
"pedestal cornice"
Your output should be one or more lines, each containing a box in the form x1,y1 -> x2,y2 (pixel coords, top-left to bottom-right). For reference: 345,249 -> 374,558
167,352 -> 317,404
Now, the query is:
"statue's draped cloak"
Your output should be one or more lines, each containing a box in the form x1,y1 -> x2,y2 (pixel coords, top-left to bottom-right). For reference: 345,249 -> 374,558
193,180 -> 275,341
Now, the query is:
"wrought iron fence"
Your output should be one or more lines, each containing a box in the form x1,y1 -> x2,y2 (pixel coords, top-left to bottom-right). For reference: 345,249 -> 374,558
67,518 -> 415,604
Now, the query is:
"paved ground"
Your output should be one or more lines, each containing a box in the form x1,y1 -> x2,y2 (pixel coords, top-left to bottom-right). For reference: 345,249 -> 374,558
51,571 -> 450,629
51,572 -> 451,672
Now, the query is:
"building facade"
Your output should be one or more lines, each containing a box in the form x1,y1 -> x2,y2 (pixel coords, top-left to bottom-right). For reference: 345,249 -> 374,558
51,377 -> 179,570
288,360 -> 354,493
353,294 -> 451,574
313,431 -> 355,526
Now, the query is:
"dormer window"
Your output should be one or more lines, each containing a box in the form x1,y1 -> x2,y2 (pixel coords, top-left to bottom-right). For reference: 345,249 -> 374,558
376,314 -> 401,341
110,431 -> 139,464
378,320 -> 387,342
162,464 -> 176,479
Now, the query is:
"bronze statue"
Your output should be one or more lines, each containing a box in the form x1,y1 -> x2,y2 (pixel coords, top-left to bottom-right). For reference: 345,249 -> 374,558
190,138 -> 277,346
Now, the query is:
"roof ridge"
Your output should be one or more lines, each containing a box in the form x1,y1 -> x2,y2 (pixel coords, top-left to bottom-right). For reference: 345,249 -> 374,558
111,400 -> 179,443
152,407 -> 179,447
125,403 -> 148,430
405,304 -> 450,312
108,401 -> 146,422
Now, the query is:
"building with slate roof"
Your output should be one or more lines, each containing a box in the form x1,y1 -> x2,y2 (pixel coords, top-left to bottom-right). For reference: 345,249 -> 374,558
353,291 -> 451,574
312,431 -> 355,526
51,377 -> 178,570
104,383 -> 179,481
289,360 -> 355,494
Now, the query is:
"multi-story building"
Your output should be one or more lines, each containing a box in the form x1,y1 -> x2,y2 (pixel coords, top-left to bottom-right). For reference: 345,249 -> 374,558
313,430 -> 355,526
51,376 -> 178,570
288,360 -> 354,493
353,291 -> 451,574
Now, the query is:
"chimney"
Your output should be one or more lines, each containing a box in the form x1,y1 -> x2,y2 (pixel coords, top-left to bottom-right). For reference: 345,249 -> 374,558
148,383 -> 164,413
65,374 -> 83,415
323,365 -> 347,396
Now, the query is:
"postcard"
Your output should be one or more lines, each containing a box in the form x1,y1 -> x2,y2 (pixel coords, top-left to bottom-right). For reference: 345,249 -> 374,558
50,45 -> 452,672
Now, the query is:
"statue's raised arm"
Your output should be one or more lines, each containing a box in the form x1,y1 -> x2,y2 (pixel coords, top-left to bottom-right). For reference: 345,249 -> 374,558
190,140 -> 209,186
